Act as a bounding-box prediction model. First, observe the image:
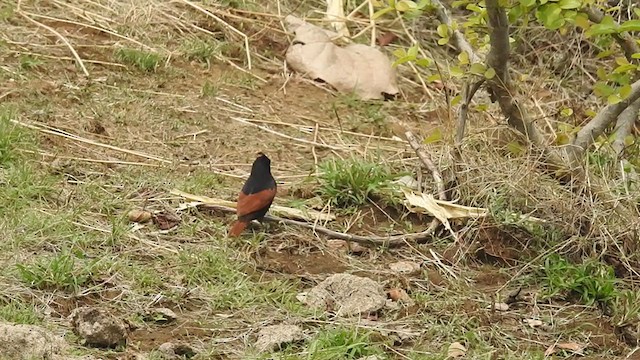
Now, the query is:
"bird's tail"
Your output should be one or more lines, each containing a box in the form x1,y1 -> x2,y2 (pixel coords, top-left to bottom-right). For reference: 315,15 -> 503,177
228,220 -> 248,237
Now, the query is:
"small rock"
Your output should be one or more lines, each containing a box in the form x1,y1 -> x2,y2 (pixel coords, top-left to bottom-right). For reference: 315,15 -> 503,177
255,324 -> 305,352
347,242 -> 368,255
157,342 -> 197,359
128,209 -> 152,223
388,288 -> 411,303
70,306 -> 128,348
143,308 -> 178,325
326,239 -> 348,251
0,322 -> 68,360
389,261 -> 421,275
301,273 -> 386,316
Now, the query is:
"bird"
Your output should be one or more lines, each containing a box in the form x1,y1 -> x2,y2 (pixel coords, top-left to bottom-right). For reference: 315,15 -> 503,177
228,152 -> 277,237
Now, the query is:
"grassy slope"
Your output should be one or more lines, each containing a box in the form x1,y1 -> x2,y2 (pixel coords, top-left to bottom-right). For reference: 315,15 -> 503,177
0,1 -> 638,359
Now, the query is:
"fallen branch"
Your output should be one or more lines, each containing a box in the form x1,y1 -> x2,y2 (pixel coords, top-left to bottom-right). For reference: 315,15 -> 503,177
230,117 -> 344,150
404,131 -> 446,201
172,190 -> 438,247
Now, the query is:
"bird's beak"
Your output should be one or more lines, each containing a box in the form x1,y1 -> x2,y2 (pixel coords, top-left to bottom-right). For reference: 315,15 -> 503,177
256,151 -> 264,158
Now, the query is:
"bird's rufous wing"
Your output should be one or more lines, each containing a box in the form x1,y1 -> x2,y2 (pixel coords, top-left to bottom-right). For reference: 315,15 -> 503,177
236,188 -> 276,217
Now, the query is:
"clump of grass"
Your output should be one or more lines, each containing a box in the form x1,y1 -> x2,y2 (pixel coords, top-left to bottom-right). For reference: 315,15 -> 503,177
115,48 -> 163,72
0,299 -> 42,324
316,157 -> 396,208
19,55 -> 43,70
542,254 -> 618,306
182,38 -> 220,64
306,327 -> 385,360
0,106 -> 33,166
16,251 -> 95,291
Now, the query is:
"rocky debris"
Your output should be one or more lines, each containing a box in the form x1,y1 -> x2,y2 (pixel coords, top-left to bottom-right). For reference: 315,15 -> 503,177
157,342 -> 197,359
70,306 -> 128,348
389,261 -> 421,275
300,273 -> 386,317
0,322 -> 67,360
255,324 -> 306,353
142,308 -> 178,325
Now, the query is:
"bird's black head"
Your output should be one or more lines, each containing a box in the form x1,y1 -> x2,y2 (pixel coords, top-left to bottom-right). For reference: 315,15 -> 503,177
251,152 -> 272,174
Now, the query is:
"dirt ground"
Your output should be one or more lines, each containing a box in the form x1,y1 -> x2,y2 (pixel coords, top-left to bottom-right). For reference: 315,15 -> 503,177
0,1 -> 638,359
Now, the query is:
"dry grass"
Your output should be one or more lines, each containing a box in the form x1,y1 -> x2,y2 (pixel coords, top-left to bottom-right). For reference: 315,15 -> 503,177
1,0 -> 639,359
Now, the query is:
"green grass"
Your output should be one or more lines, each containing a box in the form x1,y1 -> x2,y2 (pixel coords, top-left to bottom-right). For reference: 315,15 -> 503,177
182,38 -> 222,65
115,48 -> 163,72
306,327 -> 385,360
541,254 -> 618,306
316,157 -> 397,209
16,251 -> 96,291
0,299 -> 42,324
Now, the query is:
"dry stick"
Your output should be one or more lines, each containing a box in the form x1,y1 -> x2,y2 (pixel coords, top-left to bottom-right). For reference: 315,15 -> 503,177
230,117 -> 344,150
180,0 -> 253,70
25,11 -> 158,52
17,11 -> 89,77
207,203 -> 437,247
11,119 -> 171,164
405,131 -> 446,201
455,79 -> 485,146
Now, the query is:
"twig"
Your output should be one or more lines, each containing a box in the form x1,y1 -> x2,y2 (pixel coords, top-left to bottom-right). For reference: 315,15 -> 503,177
230,117 -> 344,150
404,131 -> 446,201
11,119 -> 171,164
429,0 -> 482,63
456,79 -> 485,145
612,99 -> 640,157
17,10 -> 90,77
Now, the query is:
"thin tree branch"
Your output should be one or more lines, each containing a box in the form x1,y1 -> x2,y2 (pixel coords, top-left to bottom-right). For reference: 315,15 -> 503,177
612,99 -> 640,157
585,7 -> 640,60
404,131 -> 446,201
456,79 -> 485,145
570,78 -> 640,161
430,0 -> 482,63
198,203 -> 438,247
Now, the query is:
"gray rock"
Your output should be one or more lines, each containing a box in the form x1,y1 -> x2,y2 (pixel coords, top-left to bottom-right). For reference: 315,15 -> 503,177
70,306 -> 128,348
157,342 -> 197,359
301,273 -> 386,316
255,324 -> 305,352
0,322 -> 67,360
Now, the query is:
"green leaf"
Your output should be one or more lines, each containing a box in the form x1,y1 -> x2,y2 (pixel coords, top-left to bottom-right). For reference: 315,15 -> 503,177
407,45 -> 419,58
620,84 -> 633,99
607,94 -> 622,105
536,3 -> 565,30
423,128 -> 443,144
395,0 -> 418,11
449,66 -> 464,77
506,141 -> 525,155
437,37 -> 449,45
392,56 -> 414,67
560,108 -> 573,117
574,12 -> 590,29
469,62 -> 486,75
616,57 -> 630,66
427,74 -> 441,82
392,48 -> 407,58
416,58 -> 432,67
450,95 -> 462,106
613,64 -> 636,74
458,51 -> 470,65
620,20 -> 640,32
596,49 -> 614,59
484,67 -> 496,79
596,67 -> 608,80
587,16 -> 618,36
437,24 -> 449,38
373,7 -> 394,19
466,3 -> 483,12
520,0 -> 536,6
594,82 -> 614,97
624,134 -> 635,146
632,53 -> 640,59
558,0 -> 581,10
